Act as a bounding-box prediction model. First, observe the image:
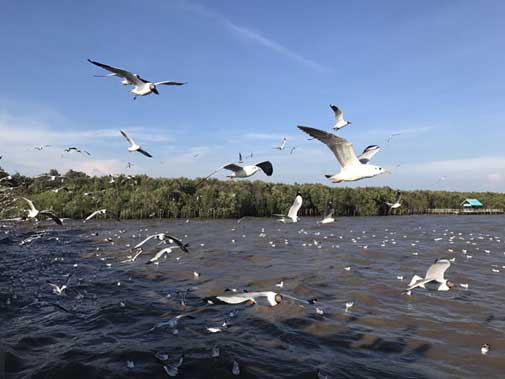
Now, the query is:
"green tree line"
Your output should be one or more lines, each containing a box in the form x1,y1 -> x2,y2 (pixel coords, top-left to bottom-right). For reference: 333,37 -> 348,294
1,167 -> 505,220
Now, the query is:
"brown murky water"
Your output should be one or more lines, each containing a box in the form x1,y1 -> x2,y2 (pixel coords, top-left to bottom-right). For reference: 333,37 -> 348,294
1,215 -> 504,378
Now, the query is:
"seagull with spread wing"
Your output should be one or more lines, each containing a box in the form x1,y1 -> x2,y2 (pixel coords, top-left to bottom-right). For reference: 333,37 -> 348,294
330,104 -> 351,130
357,145 -> 381,164
21,197 -> 63,225
298,126 -> 389,183
275,192 -> 302,223
385,191 -> 402,209
406,259 -> 455,293
273,138 -> 287,150
88,59 -> 186,100
85,209 -> 107,221
320,200 -> 335,224
223,161 -> 273,179
120,130 -> 153,158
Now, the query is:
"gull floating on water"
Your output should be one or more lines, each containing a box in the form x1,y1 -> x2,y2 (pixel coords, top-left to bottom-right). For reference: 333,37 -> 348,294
88,59 -> 186,100
298,126 -> 389,183
21,197 -> 62,225
275,192 -> 302,223
330,104 -> 351,130
120,130 -> 153,158
406,258 -> 455,293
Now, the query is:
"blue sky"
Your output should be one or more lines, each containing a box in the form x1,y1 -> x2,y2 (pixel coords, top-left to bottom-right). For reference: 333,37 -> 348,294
1,0 -> 505,191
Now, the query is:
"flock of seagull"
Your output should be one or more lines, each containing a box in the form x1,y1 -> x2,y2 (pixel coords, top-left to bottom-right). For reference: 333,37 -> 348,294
0,59 -> 495,376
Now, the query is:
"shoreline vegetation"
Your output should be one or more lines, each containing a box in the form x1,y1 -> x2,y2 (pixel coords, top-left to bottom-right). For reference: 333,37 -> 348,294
1,168 -> 505,220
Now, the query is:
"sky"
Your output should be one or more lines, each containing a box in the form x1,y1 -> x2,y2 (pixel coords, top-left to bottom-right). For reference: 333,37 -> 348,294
1,0 -> 505,192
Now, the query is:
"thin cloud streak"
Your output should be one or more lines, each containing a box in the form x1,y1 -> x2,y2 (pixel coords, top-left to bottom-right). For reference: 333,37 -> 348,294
182,1 -> 327,72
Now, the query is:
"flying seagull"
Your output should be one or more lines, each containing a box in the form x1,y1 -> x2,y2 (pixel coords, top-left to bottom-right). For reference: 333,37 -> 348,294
64,147 -> 91,156
330,104 -> 351,130
320,200 -> 335,224
135,233 -> 189,252
21,197 -> 63,225
34,145 -> 51,151
88,59 -> 186,100
274,138 -> 287,150
275,192 -> 302,223
385,191 -> 402,209
206,291 -> 283,307
406,258 -> 455,293
357,145 -> 380,164
387,133 -> 402,144
298,126 -> 389,183
120,130 -> 153,158
85,209 -> 107,221
223,161 -> 273,179
48,273 -> 73,296
146,243 -> 190,264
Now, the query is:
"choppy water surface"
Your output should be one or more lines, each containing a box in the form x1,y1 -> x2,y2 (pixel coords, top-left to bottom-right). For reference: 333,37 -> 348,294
1,215 -> 505,378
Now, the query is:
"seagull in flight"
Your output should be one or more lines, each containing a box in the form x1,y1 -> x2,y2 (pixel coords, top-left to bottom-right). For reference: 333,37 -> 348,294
275,192 -> 302,223
357,145 -> 380,164
207,291 -> 283,307
385,191 -> 402,209
274,138 -> 287,150
120,130 -> 153,158
135,233 -> 189,252
298,126 -> 389,183
48,273 -> 73,296
88,59 -> 186,100
21,197 -> 63,225
330,104 -> 351,130
387,133 -> 402,144
34,145 -> 51,151
406,258 -> 455,293
320,200 -> 335,224
85,209 -> 107,221
64,147 -> 91,156
223,161 -> 273,179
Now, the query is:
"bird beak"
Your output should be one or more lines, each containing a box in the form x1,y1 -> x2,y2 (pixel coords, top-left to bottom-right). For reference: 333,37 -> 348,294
384,169 -> 392,174
152,87 -> 159,95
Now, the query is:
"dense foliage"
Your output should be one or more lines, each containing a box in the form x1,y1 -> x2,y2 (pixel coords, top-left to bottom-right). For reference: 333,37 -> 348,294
1,167 -> 505,220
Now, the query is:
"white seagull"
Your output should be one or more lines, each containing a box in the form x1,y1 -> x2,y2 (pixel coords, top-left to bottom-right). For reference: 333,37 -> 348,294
21,197 -> 63,225
298,126 -> 389,183
406,258 -> 455,292
275,192 -> 302,223
330,104 -> 351,130
385,191 -> 402,209
48,273 -> 73,295
120,130 -> 153,158
146,244 -> 187,264
320,200 -> 335,224
223,161 -> 273,179
88,59 -> 186,100
274,138 -> 287,150
208,291 -> 283,307
135,233 -> 189,252
85,209 -> 107,221
357,145 -> 381,164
